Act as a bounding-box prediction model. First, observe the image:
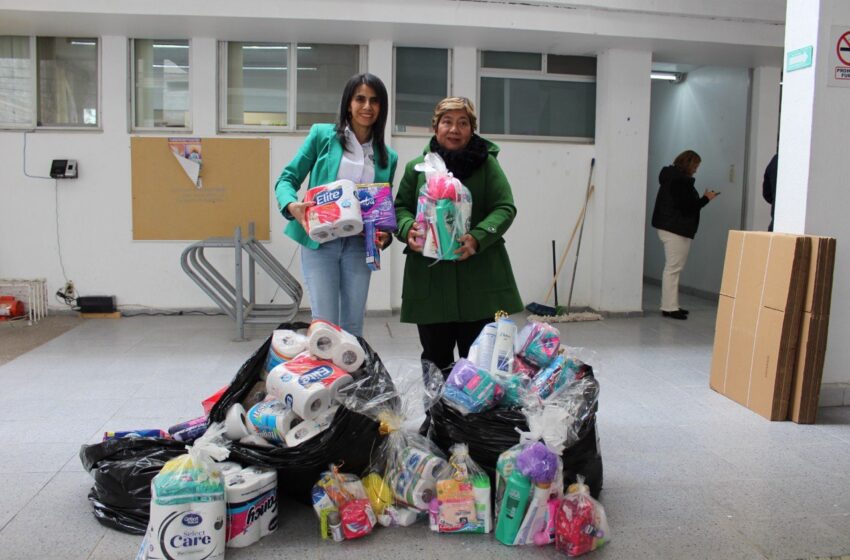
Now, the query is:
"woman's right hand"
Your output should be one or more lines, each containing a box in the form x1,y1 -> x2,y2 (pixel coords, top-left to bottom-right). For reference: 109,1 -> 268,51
704,189 -> 720,201
406,223 -> 425,253
286,201 -> 315,229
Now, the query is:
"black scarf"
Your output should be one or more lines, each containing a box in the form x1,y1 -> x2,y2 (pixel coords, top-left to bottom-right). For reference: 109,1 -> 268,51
429,134 -> 489,182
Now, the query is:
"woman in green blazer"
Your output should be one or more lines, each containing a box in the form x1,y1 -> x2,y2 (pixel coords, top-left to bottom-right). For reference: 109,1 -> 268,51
274,73 -> 398,336
394,97 -> 523,370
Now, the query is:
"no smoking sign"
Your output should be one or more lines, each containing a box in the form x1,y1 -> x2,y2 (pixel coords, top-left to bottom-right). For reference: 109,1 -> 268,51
831,26 -> 850,87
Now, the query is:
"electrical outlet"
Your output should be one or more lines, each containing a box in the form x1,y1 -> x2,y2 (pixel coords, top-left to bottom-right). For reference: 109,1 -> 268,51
64,281 -> 75,299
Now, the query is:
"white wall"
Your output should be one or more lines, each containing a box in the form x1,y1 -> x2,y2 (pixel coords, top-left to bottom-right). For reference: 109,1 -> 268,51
0,0 -> 784,317
644,67 -> 751,296
777,0 -> 850,385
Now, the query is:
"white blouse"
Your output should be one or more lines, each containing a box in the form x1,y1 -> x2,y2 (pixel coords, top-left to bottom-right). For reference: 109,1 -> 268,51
337,127 -> 375,184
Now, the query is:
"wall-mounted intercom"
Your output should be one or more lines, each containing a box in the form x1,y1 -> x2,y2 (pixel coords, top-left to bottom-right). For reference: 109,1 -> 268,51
50,159 -> 78,179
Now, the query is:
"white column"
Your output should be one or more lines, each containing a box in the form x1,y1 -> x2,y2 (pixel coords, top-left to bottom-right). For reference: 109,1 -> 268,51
452,47 -> 477,100
744,66 -> 781,231
591,49 -> 652,312
779,0 -> 850,387
191,37 -> 217,136
367,39 -> 394,314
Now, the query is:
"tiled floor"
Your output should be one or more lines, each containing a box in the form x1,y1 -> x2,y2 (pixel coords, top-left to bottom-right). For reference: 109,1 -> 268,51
1,286 -> 848,560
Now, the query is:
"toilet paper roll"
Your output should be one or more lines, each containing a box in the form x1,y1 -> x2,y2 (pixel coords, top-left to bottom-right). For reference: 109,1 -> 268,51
387,468 -> 436,511
239,434 -> 274,448
272,355 -> 352,400
247,400 -> 299,444
266,368 -> 332,420
215,461 -> 243,478
225,473 -> 263,548
307,320 -> 342,359
332,334 -> 365,373
271,330 -> 309,360
240,467 -> 278,537
225,404 -> 253,441
400,447 -> 448,481
332,180 -> 363,238
283,405 -> 338,447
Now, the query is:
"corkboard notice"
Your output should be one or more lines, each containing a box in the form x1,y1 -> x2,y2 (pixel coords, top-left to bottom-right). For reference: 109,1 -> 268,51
131,137 -> 270,240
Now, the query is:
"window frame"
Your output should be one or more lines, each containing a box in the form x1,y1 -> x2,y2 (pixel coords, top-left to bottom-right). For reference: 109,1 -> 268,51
27,36 -> 103,131
129,38 -> 192,133
217,41 -> 366,134
392,46 -> 452,137
477,50 -> 596,143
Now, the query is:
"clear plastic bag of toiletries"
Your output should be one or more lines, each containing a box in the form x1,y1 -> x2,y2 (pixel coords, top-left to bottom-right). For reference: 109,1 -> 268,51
432,443 -> 491,534
555,475 -> 610,556
311,465 -> 377,540
338,358 -> 449,513
413,152 -> 473,261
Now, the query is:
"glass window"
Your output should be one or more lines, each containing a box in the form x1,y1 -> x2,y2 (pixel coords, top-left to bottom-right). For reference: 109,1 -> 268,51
480,77 -> 595,138
548,55 -> 596,76
0,36 -> 34,127
481,51 -> 541,71
132,39 -> 190,129
394,47 -> 449,133
37,37 -> 98,127
225,42 -> 288,127
295,44 -> 359,130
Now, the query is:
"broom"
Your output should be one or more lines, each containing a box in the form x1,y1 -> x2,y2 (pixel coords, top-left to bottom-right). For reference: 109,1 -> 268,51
526,158 -> 602,323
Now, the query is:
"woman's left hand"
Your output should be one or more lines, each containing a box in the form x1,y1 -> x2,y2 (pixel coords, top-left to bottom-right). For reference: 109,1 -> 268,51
454,234 -> 478,261
376,230 -> 391,250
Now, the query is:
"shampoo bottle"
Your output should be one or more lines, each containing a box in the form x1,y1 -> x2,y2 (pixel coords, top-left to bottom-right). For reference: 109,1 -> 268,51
473,474 -> 492,533
495,470 -> 532,545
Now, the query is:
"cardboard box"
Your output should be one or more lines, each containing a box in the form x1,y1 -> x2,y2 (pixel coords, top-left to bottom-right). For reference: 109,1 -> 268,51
709,231 -> 811,420
788,236 -> 836,424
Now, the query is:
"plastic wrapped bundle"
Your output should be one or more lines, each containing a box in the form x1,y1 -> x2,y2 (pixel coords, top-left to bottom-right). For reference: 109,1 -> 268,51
414,153 -> 473,261
207,322 -> 394,504
338,359 -> 448,514
429,361 -> 603,500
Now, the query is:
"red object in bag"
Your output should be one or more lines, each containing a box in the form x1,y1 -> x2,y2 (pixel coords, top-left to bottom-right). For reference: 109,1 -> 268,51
554,481 -> 609,557
0,296 -> 25,321
202,385 -> 229,416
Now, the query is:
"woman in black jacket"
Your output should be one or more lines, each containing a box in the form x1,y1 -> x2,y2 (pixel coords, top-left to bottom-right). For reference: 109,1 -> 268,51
651,150 -> 719,320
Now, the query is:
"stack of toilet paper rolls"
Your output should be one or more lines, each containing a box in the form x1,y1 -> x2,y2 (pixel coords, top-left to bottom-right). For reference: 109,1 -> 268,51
304,179 -> 363,243
217,461 -> 278,549
386,447 -> 448,511
307,320 -> 366,373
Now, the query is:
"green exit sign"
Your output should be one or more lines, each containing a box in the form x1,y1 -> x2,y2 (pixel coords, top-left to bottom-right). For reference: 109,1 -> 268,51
787,46 -> 814,72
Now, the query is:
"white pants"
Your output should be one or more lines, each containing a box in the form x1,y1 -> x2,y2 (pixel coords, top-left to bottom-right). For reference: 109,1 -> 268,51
657,229 -> 692,312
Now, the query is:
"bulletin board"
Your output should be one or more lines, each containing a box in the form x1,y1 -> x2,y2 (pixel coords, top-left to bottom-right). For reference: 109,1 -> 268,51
131,137 -> 270,240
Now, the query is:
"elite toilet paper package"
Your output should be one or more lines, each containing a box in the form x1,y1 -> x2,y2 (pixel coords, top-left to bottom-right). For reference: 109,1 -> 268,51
304,180 -> 363,243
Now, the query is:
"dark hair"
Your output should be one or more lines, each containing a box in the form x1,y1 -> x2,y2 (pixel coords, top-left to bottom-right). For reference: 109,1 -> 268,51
673,150 -> 701,175
335,73 -> 389,168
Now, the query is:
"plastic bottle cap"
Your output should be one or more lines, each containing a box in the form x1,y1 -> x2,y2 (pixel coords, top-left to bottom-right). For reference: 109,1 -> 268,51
473,474 -> 490,489
422,488 -> 434,503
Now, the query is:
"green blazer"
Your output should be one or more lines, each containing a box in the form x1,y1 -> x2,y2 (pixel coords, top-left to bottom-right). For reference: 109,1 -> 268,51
274,123 -> 399,249
394,137 -> 524,324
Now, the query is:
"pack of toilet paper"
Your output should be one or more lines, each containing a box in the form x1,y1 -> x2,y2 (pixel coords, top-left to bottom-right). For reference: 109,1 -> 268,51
224,464 -> 278,548
304,179 -> 363,243
141,424 -> 229,560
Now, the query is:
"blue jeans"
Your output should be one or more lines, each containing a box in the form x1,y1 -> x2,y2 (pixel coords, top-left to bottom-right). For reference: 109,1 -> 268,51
300,236 -> 371,336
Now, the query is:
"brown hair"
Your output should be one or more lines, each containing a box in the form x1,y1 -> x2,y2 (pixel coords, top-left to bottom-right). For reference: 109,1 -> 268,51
673,150 -> 701,174
431,97 -> 478,132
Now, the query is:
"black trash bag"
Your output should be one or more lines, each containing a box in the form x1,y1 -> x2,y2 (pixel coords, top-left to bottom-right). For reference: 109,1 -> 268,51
79,437 -> 186,534
429,370 -> 604,499
208,322 -> 394,505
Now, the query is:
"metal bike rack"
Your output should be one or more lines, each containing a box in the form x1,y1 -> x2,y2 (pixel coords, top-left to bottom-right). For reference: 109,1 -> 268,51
180,223 -> 302,339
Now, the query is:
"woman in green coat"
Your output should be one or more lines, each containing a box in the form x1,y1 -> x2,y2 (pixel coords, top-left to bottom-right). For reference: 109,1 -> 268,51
394,97 -> 523,370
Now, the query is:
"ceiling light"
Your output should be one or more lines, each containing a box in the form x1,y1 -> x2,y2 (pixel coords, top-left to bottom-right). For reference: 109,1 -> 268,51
651,71 -> 684,83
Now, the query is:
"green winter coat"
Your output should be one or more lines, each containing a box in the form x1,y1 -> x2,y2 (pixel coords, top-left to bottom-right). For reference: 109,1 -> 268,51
394,137 -> 523,324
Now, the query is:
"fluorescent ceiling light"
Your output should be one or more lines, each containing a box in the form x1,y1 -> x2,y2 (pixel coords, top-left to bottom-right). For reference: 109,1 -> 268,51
153,44 -> 189,49
651,71 -> 683,82
242,45 -> 288,50
70,40 -> 96,46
